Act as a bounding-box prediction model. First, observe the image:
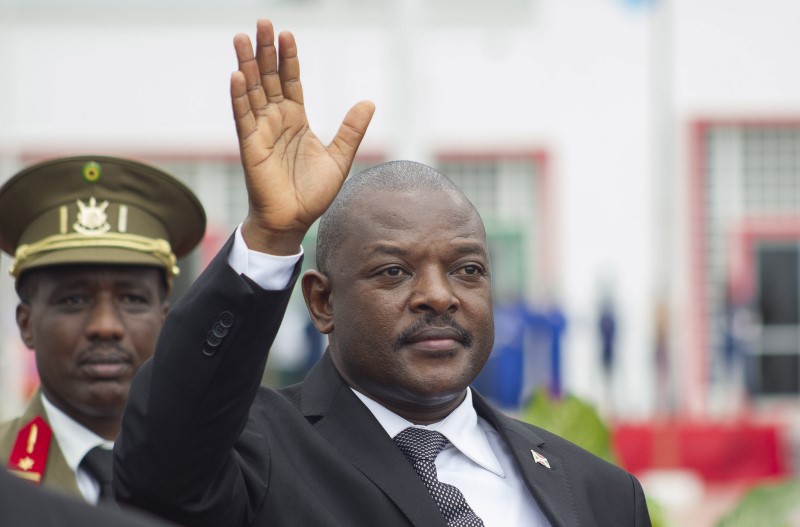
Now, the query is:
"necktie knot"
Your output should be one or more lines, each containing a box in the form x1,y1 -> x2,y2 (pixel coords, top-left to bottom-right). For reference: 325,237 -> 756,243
393,427 -> 485,527
393,427 -> 449,462
80,446 -> 115,504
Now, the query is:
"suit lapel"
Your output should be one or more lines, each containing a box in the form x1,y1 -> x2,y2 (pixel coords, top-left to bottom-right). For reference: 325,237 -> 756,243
472,391 -> 580,527
301,354 -> 448,527
299,355 -> 583,527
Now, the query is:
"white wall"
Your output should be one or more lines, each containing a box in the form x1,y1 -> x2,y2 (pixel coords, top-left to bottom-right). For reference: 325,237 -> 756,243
2,0 -> 799,419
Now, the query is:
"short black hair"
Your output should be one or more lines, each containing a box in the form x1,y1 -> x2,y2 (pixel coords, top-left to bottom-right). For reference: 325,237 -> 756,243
315,160 -> 476,274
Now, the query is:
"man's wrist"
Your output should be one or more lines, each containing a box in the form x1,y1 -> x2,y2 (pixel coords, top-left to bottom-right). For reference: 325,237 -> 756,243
241,218 -> 305,256
229,225 -> 303,290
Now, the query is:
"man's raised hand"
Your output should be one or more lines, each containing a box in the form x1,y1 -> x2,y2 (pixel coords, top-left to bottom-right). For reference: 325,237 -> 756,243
230,19 -> 375,255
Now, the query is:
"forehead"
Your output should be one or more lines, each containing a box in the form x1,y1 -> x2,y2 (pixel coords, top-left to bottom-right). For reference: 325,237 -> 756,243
344,188 -> 486,247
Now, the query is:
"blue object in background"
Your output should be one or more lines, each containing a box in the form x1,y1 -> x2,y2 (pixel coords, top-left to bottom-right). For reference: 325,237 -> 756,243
620,0 -> 657,8
473,299 -> 567,410
472,300 -> 527,409
547,306 -> 567,398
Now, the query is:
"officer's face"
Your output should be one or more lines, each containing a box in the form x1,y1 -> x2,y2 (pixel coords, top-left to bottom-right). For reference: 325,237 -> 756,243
16,265 -> 167,436
305,188 -> 494,418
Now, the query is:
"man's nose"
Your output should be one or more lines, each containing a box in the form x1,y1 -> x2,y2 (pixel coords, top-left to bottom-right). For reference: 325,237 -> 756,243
409,268 -> 459,314
85,297 -> 125,340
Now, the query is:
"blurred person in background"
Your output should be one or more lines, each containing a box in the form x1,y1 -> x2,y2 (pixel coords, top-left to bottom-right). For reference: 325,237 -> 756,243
0,155 -> 205,505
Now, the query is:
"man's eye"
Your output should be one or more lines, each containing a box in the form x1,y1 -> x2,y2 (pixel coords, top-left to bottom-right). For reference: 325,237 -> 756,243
59,295 -> 87,306
459,265 -> 484,276
120,294 -> 148,304
382,266 -> 406,277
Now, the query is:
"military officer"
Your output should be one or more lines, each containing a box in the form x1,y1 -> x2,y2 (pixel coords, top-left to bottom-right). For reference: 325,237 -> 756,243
0,155 -> 205,505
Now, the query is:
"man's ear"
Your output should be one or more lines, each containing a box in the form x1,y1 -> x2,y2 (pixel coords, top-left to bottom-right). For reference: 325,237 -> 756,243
16,303 -> 34,349
301,270 -> 334,334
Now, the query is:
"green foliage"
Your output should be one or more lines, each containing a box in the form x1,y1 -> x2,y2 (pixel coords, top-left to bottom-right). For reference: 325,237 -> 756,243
716,480 -> 800,527
519,389 -> 670,527
646,497 -> 670,527
520,389 -> 616,463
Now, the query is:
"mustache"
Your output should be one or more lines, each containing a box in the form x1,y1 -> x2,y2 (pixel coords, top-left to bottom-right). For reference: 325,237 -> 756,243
77,343 -> 132,364
394,312 -> 473,350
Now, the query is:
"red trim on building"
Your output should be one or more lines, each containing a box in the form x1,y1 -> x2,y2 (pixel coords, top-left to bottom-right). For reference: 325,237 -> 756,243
688,117 -> 800,416
727,217 -> 800,304
16,150 -> 386,165
688,120 -> 709,415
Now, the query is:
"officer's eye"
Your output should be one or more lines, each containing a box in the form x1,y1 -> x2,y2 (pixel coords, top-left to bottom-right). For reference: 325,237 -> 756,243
58,295 -> 88,307
120,293 -> 149,305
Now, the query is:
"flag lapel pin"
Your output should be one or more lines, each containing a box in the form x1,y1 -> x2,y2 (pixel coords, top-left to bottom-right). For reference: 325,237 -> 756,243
531,450 -> 551,469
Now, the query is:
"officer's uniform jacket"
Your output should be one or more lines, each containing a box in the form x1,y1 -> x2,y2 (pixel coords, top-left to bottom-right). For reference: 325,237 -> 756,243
0,391 -> 82,498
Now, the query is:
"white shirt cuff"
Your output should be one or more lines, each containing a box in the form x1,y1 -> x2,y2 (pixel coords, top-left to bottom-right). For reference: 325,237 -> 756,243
228,224 -> 303,290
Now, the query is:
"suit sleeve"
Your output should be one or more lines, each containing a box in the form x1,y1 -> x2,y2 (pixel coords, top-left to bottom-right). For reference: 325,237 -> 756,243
113,235 -> 300,527
632,473 -> 652,526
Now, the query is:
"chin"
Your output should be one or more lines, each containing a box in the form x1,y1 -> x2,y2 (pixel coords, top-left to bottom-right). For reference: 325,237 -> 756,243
410,365 -> 475,393
85,390 -> 128,410
404,380 -> 469,405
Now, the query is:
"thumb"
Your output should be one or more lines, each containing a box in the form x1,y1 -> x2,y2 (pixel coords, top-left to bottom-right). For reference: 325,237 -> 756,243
327,100 -> 376,176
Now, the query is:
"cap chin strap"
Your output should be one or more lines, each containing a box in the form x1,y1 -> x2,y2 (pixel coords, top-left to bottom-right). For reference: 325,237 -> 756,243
10,232 -> 178,278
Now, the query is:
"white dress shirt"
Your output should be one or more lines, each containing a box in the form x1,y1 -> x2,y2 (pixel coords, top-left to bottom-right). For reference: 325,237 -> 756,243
229,225 -> 551,526
40,393 -> 112,504
353,389 -> 550,526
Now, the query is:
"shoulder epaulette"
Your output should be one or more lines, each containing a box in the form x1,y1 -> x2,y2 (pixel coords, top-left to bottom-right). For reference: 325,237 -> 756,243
6,416 -> 52,484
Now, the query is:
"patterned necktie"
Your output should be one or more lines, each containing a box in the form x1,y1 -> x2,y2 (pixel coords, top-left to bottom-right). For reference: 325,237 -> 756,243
393,427 -> 485,527
80,446 -> 115,506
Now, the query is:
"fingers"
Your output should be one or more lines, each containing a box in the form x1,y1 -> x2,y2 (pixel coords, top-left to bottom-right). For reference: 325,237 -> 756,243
255,19 -> 283,103
233,32 -> 269,116
230,71 -> 257,143
277,31 -> 304,105
328,101 -> 376,175
235,19 -> 302,110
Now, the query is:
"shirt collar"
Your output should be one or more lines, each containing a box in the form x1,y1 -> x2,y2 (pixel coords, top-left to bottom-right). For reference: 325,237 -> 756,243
351,387 -> 505,477
40,393 -> 112,472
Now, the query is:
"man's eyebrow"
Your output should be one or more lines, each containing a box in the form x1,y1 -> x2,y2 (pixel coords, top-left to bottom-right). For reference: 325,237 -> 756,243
454,242 -> 488,256
49,279 -> 89,290
364,244 -> 408,257
114,280 -> 151,290
363,241 -> 487,258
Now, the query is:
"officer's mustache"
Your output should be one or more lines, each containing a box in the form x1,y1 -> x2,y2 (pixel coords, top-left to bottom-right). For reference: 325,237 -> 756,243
78,343 -> 132,363
394,313 -> 473,350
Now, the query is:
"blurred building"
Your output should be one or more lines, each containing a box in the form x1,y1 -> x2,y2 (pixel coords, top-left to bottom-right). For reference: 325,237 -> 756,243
1,4 -> 800,522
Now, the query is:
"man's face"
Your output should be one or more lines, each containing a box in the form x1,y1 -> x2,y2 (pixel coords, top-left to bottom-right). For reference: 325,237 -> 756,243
16,265 -> 167,427
318,188 -> 494,413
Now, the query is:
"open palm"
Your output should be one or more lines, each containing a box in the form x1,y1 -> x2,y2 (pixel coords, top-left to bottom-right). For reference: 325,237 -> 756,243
231,19 -> 374,254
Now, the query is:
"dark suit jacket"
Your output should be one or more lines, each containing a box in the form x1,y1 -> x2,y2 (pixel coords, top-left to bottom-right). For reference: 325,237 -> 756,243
0,469 -> 172,527
115,238 -> 651,527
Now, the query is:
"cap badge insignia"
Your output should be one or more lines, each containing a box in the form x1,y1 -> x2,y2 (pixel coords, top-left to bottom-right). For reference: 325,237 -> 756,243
82,161 -> 101,183
531,450 -> 551,469
74,197 -> 111,235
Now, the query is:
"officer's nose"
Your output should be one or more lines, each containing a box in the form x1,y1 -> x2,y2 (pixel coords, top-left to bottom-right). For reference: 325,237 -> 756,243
85,296 -> 125,340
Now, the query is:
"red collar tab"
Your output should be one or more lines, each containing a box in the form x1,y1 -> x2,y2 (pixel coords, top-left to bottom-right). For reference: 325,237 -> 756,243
6,416 -> 52,484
